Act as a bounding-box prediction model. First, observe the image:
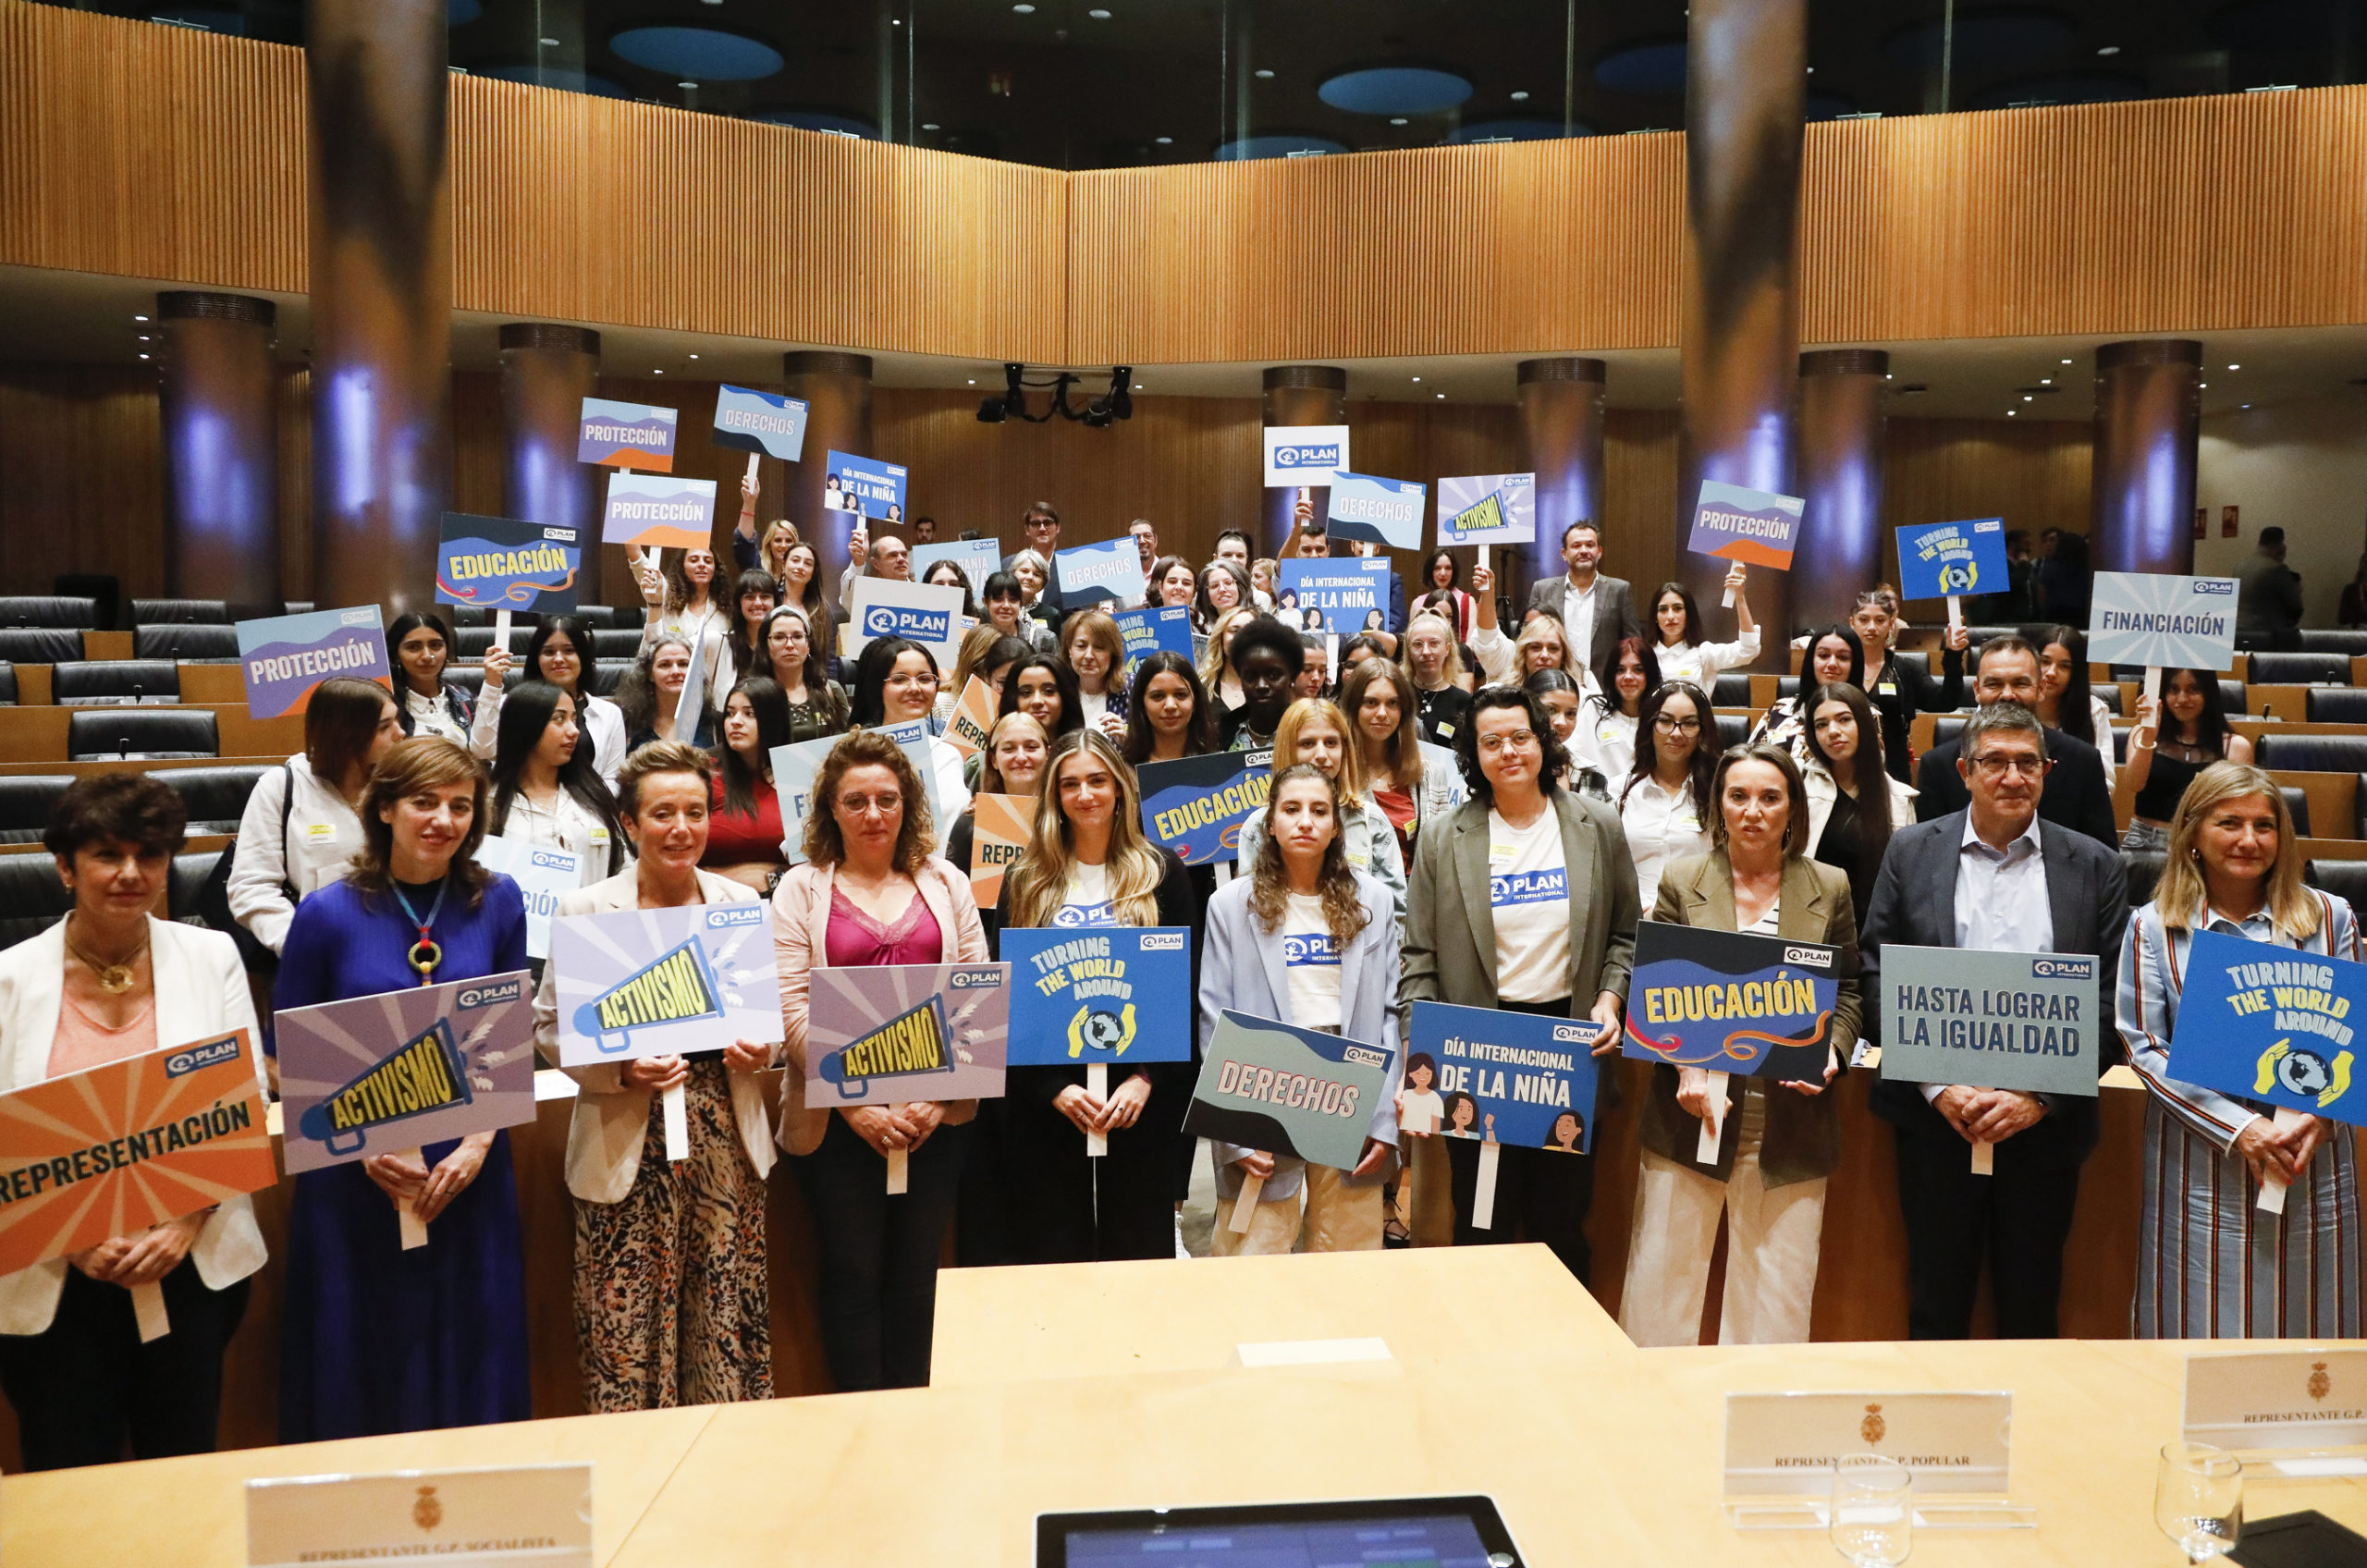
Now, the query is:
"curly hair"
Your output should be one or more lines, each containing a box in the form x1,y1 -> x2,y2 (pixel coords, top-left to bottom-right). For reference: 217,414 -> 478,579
1455,687 -> 1572,807
348,736 -> 493,908
43,773 -> 186,861
1246,764 -> 1371,950
801,729 -> 936,875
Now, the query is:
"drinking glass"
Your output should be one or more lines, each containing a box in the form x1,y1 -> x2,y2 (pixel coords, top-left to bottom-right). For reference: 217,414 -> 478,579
1830,1456 -> 1913,1566
2155,1442 -> 2243,1562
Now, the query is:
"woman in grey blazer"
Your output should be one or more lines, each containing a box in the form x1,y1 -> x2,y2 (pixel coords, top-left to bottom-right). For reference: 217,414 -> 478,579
1200,765 -> 1402,1254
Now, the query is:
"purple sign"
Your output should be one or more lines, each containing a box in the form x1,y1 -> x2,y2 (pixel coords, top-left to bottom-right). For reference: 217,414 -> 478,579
233,606 -> 389,719
577,398 -> 679,472
1687,480 -> 1805,572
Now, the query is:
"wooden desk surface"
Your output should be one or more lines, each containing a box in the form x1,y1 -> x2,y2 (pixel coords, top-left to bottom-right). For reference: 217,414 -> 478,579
11,1245 -> 2367,1566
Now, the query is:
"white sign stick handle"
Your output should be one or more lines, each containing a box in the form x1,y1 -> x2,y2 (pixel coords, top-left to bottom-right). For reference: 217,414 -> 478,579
396,1145 -> 429,1248
1325,633 -> 1338,680
886,1146 -> 909,1195
1970,1138 -> 1994,1176
131,1280 -> 170,1342
1085,1062 -> 1108,1158
1214,860 -> 1235,887
2259,1108 -> 2312,1213
744,450 -> 761,484
1229,1171 -> 1265,1232
2143,666 -> 2163,704
1472,1140 -> 1502,1230
663,1081 -> 690,1162
1946,594 -> 1964,634
494,607 -> 513,661
1722,586 -> 1735,609
1477,543 -> 1490,573
1696,1070 -> 1729,1162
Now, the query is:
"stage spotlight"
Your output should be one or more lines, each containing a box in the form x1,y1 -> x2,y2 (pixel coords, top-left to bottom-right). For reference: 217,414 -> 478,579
976,397 -> 1006,423
1001,362 -> 1029,420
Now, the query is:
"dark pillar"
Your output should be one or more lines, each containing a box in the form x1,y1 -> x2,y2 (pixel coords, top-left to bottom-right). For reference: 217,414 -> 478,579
158,291 -> 280,606
2091,339 -> 2202,577
1676,0 -> 1805,643
782,350 -> 874,598
1794,349 -> 1888,635
1515,357 -> 1607,610
1261,366 -> 1347,554
307,0 -> 450,616
499,323 -> 603,605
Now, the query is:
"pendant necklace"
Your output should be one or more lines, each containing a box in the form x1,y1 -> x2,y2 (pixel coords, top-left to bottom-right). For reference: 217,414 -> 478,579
389,876 -> 449,986
64,916 -> 148,995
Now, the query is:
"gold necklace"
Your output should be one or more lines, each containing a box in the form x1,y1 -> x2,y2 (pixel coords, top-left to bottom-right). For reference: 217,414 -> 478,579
64,917 -> 148,995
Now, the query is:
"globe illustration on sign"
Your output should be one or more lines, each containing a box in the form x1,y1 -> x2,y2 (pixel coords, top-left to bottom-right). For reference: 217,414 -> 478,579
1081,1010 -> 1126,1051
2279,1047 -> 2336,1097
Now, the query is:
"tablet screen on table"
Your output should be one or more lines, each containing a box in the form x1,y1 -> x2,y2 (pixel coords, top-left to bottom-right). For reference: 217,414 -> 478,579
1036,1495 -> 1523,1568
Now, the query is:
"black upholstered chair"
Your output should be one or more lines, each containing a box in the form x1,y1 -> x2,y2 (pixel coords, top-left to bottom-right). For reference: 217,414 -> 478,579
1715,714 -> 1749,750
2300,630 -> 2367,656
0,629 -> 81,664
0,666 -> 16,706
134,624 -> 241,661
594,628 -> 646,658
0,596 -> 98,630
281,600 -> 315,617
2245,652 -> 2351,687
2120,850 -> 2168,911
2280,787 -> 2313,839
2255,734 -> 2367,776
0,776 -> 73,845
168,848 -> 226,923
66,710 -> 218,761
51,660 -> 181,706
1712,673 -> 1752,709
2306,860 -> 2367,909
2307,689 -> 2367,725
0,853 -> 71,950
156,765 -> 270,835
130,599 -> 230,625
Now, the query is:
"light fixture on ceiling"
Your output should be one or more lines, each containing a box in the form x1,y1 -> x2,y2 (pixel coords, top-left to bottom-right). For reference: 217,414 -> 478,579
2227,362 -> 2240,370
1510,90 -> 1529,101
1088,6 -> 1110,16
1012,4 -> 1035,12
678,80 -> 697,89
1155,135 -> 1172,144
2040,377 -> 2051,384
2007,409 -> 2017,416
1410,375 -> 1421,382
1255,67 -> 1274,79
2097,44 -> 2120,55
132,314 -> 148,322
1435,392 -> 1445,399
980,363 -> 1134,427
137,353 -> 150,361
539,36 -> 559,46
1390,116 -> 1408,126
688,353 -> 698,360
2061,357 -> 2073,364
2023,395 -> 2033,401
922,121 -> 940,130
967,378 -> 976,386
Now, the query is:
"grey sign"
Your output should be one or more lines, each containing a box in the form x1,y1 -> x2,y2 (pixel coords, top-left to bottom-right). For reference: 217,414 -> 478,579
1878,944 -> 2100,1097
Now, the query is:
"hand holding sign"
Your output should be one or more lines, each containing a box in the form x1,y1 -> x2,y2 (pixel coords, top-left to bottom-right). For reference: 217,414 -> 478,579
1897,518 -> 2007,633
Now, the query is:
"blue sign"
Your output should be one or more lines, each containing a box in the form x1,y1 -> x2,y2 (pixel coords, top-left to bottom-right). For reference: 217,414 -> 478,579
1327,472 -> 1428,551
1896,517 -> 2008,602
1138,749 -> 1272,864
1113,605 -> 1193,679
235,606 -> 390,720
577,398 -> 678,470
824,450 -> 907,521
1622,922 -> 1843,1083
2169,929 -> 2367,1129
1408,1000 -> 1598,1153
1688,480 -> 1804,571
711,385 -> 809,461
2089,571 -> 2240,672
1437,472 -> 1538,548
1054,537 -> 1148,606
435,512 -> 581,614
1278,557 -> 1392,634
913,538 -> 1001,598
1002,927 -> 1195,1068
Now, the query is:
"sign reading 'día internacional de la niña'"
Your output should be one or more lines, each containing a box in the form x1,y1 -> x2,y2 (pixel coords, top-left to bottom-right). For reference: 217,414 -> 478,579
1277,557 -> 1392,633
1183,1011 -> 1395,1172
1405,999 -> 1598,1154
2087,570 -> 2240,671
234,605 -> 390,719
805,962 -> 1012,1109
1876,946 -> 2102,1099
435,513 -> 581,615
824,450 -> 907,521
576,397 -> 678,471
548,902 -> 782,1068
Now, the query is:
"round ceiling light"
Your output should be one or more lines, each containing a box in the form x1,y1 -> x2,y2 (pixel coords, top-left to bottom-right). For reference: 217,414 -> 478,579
1317,67 -> 1472,116
1215,133 -> 1348,162
609,25 -> 783,81
1594,39 -> 1686,94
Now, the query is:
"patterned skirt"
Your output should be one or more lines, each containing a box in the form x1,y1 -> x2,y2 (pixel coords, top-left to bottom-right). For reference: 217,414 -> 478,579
572,1059 -> 772,1411
2135,1096 -> 2363,1340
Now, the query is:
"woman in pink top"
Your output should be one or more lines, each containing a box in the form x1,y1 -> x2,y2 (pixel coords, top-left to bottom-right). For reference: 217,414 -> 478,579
0,776 -> 267,1469
773,730 -> 988,1390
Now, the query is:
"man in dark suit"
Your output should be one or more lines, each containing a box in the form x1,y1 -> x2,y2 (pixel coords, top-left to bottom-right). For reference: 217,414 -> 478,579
1864,702 -> 2128,1339
1915,634 -> 2116,847
1523,521 -> 1638,681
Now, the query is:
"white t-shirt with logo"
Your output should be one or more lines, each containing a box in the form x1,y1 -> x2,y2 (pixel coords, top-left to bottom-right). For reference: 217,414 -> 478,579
1489,807 -> 1571,1004
1054,862 -> 1119,928
1282,891 -> 1343,1032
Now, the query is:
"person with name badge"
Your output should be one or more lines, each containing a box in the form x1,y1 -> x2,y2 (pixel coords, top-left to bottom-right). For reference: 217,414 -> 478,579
1644,575 -> 1759,690
705,677 -> 795,893
758,605 -> 850,743
1235,697 -> 1406,922
274,738 -> 533,1439
849,634 -> 942,732
1799,683 -> 1916,927
1750,625 -> 1870,765
485,680 -> 630,892
945,712 -> 1050,887
1007,550 -> 1054,631
1342,659 -> 1459,865
1399,687 -> 1640,1276
1217,619 -> 1306,753
1620,744 -> 1859,1348
1061,608 -> 1133,740
1420,549 -> 1478,643
1617,681 -> 1719,915
1203,764 -> 1402,1255
1862,703 -> 2127,1340
634,544 -> 734,695
229,677 -> 405,961
474,615 -> 630,787
1524,521 -> 1639,687
533,742 -> 778,1411
724,570 -> 779,679
2031,626 -> 2115,797
1851,587 -> 1967,785
2119,762 -> 2363,1338
614,634 -> 717,753
1912,635 -> 2117,848
1525,669 -> 1605,793
1583,637 -> 1657,786
774,732 -> 987,1390
0,778 -> 268,1471
2117,668 -> 2252,852
387,610 -> 473,744
993,731 -> 1200,1262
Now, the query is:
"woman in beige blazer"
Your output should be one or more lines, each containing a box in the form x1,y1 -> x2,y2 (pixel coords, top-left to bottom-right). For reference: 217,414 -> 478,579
774,729 -> 987,1391
1622,742 -> 1861,1349
533,741 -> 777,1413
0,776 -> 266,1470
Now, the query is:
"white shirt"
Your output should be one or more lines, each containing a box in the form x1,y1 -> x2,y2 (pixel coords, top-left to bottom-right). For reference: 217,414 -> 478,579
1619,775 -> 1711,916
1589,707 -> 1638,785
497,789 -> 627,890
1653,628 -> 1762,691
1928,814 -> 2056,1106
1282,892 -> 1344,1032
1078,689 -> 1112,729
1054,862 -> 1118,928
470,687 -> 629,790
1560,576 -> 1600,680
403,685 -> 468,743
1489,806 -> 1571,1004
227,754 -> 362,955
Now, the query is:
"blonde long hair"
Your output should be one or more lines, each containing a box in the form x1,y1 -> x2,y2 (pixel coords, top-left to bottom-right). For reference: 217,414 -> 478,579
2155,761 -> 2323,941
1399,610 -> 1466,687
1247,764 -> 1371,949
1514,612 -> 1585,680
1271,697 -> 1368,802
1200,605 -> 1258,692
1001,729 -> 1167,927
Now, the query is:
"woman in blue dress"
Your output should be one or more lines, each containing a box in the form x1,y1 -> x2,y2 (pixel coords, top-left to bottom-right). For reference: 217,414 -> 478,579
275,735 -> 533,1440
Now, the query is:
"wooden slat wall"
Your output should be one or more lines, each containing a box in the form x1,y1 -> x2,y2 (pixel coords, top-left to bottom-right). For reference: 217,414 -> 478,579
1879,417 -> 2094,594
0,362 -> 163,596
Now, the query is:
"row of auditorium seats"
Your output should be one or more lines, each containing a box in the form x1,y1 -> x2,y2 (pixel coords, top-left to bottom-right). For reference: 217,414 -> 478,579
0,766 -> 265,844
0,624 -> 656,668
0,595 -> 648,632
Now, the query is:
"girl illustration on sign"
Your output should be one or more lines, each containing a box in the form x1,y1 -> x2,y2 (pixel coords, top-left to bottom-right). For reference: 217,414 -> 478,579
1399,1052 -> 1444,1134
1442,1091 -> 1490,1141
1548,1109 -> 1585,1153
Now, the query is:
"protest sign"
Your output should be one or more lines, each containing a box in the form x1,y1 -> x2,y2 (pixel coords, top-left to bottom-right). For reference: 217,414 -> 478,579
0,1029 -> 275,1281
769,734 -> 840,866
941,676 -> 999,758
1327,472 -> 1427,552
1138,749 -> 1272,864
1113,605 -> 1193,680
1417,741 -> 1467,807
1877,946 -> 2100,1099
877,717 -> 956,828
1054,538 -> 1148,606
1263,424 -> 1350,487
472,834 -> 583,961
577,397 -> 678,471
2089,571 -> 2239,673
1278,557 -> 1392,634
1004,927 -> 1194,1069
602,472 -> 716,551
1623,923 -> 1841,1083
550,902 -> 780,1068
1689,480 -> 1804,604
966,792 -> 1033,906
913,538 -> 1001,599
1184,1010 -> 1392,1172
848,575 -> 964,671
709,385 -> 809,462
823,451 -> 907,521
1409,1000 -> 1597,1154
2171,929 -> 2367,1129
806,962 -> 1011,1109
435,513 -> 581,616
1437,472 -> 1538,549
235,606 -> 389,719
1895,517 -> 2008,603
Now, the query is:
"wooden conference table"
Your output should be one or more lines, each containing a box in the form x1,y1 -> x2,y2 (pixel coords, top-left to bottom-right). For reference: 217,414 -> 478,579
6,1244 -> 2366,1565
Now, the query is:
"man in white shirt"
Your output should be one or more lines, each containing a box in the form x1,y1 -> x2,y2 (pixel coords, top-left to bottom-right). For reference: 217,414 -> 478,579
1524,521 -> 1637,681
838,527 -> 912,614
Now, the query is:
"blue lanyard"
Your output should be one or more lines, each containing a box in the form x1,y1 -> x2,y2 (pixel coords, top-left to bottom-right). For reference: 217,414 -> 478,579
388,877 -> 449,986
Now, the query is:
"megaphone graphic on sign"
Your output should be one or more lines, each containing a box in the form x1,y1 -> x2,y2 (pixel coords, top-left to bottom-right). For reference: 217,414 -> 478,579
297,1020 -> 472,1158
821,995 -> 956,1100
571,937 -> 725,1056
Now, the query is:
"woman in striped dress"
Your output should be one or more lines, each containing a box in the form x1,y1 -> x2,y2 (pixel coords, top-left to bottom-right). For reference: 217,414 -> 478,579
2117,760 -> 2362,1339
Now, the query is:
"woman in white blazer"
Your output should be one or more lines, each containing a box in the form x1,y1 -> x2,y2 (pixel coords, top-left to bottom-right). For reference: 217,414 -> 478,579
1199,764 -> 1403,1255
0,776 -> 266,1470
532,741 -> 776,1414
227,677 -> 403,956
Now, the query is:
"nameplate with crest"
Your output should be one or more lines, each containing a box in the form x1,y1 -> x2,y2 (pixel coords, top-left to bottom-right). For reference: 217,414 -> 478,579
247,1463 -> 592,1567
2186,1349 -> 2367,1473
